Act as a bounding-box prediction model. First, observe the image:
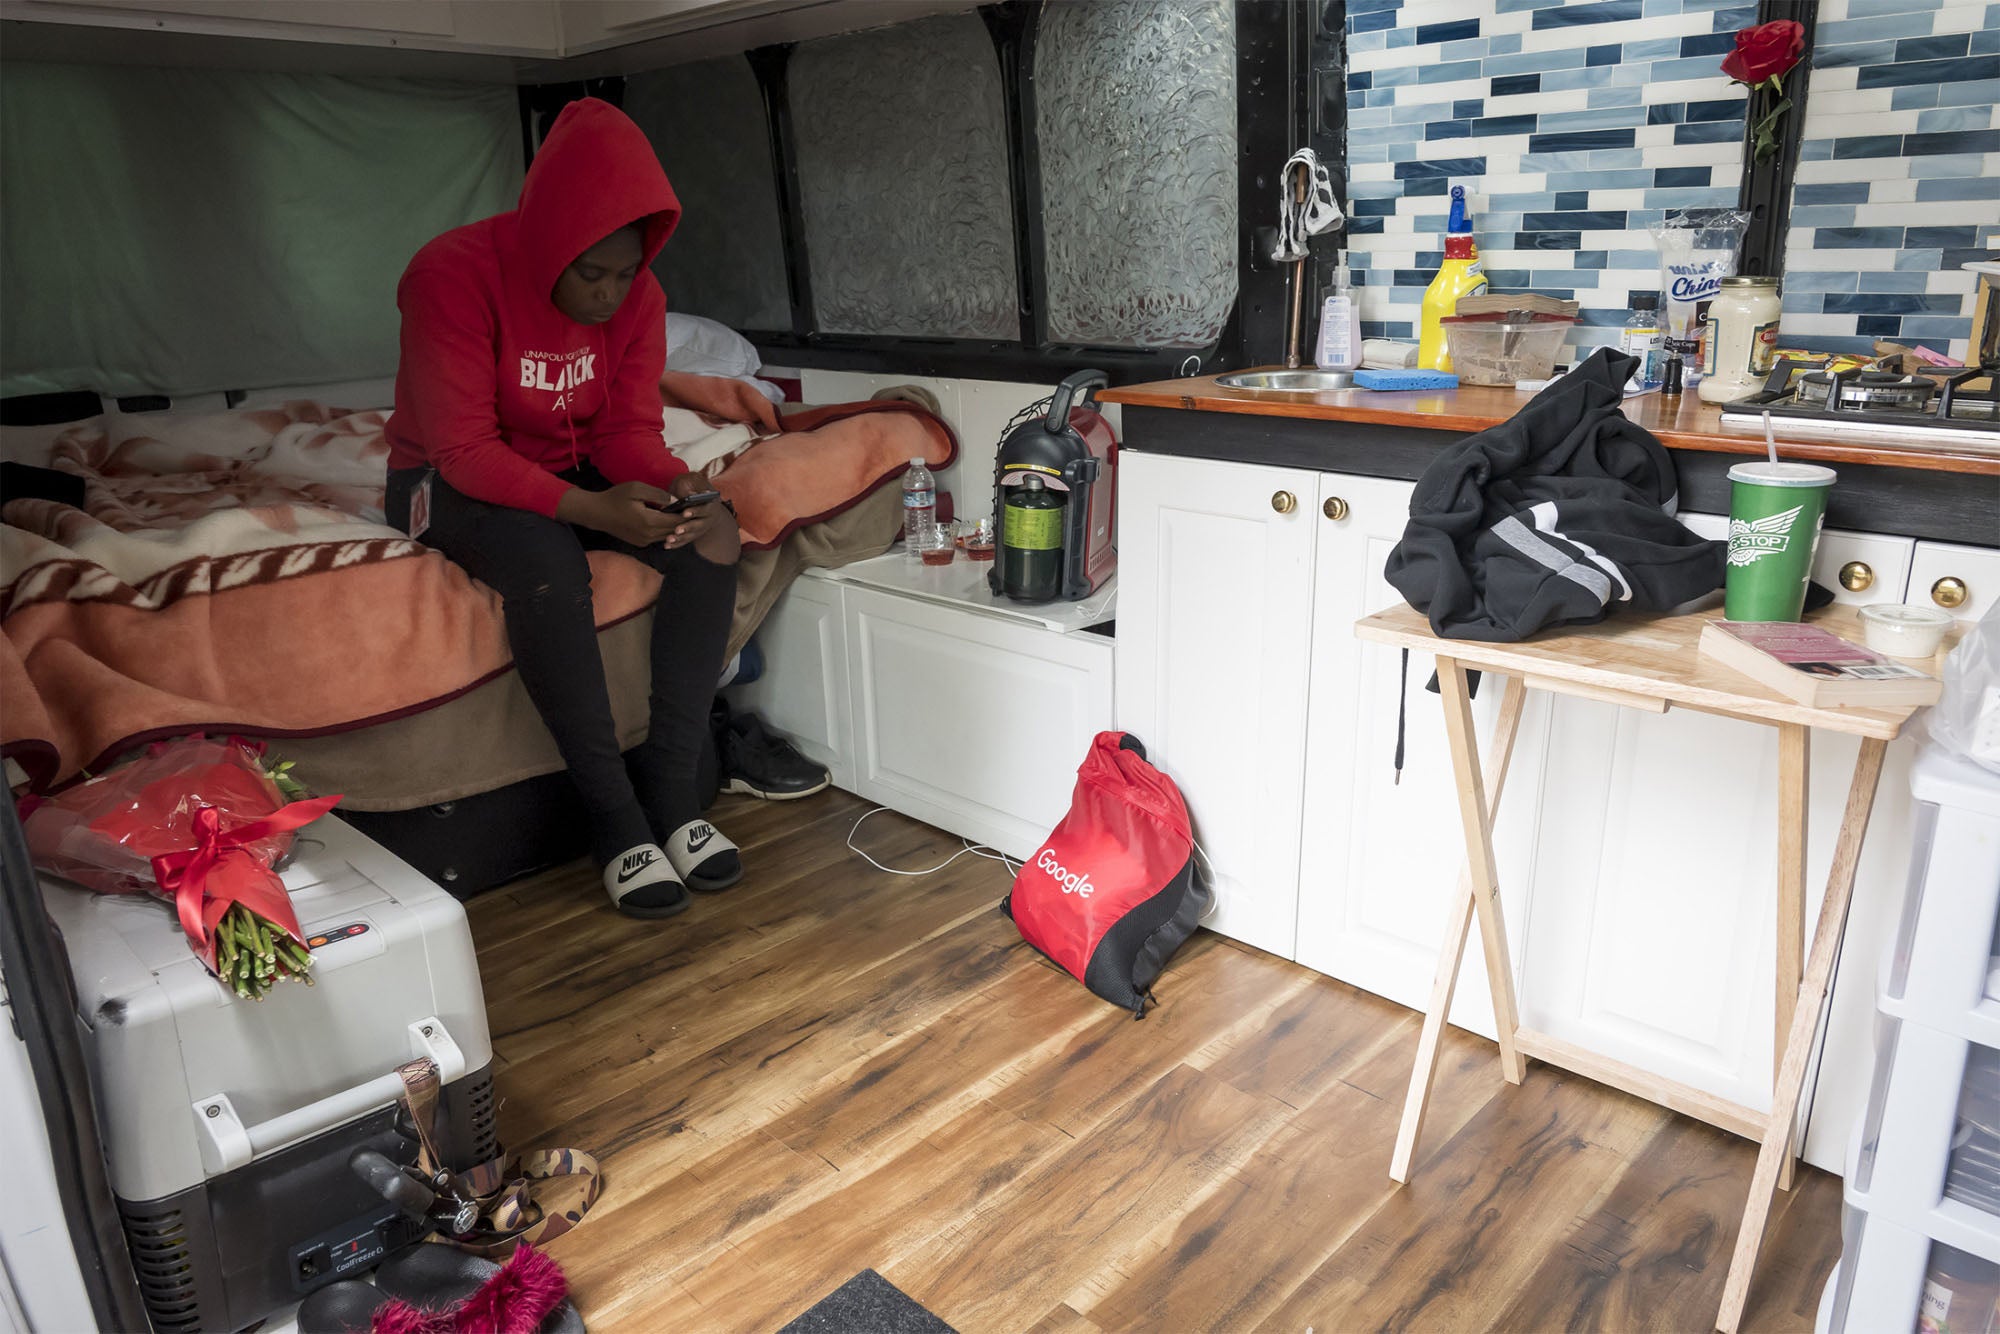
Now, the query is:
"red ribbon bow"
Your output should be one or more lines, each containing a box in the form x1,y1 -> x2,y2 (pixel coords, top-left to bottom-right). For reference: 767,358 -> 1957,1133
149,796 -> 341,971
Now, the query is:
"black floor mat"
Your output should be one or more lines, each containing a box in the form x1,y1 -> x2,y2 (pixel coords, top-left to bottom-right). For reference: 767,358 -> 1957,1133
776,1270 -> 956,1334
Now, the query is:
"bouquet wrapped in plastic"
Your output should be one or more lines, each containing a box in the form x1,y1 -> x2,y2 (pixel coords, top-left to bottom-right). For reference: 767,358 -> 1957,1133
20,737 -> 341,1000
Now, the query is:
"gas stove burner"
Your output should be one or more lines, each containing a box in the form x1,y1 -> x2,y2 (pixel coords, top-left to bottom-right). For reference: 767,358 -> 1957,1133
1797,369 -> 1939,410
1720,357 -> 2000,454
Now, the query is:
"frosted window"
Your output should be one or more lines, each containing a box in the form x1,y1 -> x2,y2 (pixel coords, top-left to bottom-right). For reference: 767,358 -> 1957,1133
789,15 -> 1018,340
1037,0 -> 1239,349
625,58 -> 790,332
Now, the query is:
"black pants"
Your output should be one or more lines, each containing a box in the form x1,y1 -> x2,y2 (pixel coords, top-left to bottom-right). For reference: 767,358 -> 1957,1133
387,465 -> 736,866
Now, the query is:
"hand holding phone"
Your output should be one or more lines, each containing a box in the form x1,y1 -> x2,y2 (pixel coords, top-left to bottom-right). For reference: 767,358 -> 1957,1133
658,489 -> 721,514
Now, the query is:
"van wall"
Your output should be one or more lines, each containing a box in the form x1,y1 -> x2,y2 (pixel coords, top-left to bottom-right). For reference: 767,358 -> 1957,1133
0,63 -> 520,398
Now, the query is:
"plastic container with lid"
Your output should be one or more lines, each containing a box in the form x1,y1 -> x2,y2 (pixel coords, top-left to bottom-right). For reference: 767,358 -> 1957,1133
1440,312 -> 1576,386
1700,275 -> 1783,404
1861,604 -> 1956,659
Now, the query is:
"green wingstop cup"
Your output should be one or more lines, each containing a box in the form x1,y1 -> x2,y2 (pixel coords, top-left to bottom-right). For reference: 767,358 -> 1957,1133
1724,461 -> 1836,622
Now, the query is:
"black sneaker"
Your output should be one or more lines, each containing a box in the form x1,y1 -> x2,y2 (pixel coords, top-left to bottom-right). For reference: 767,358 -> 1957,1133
721,714 -> 831,800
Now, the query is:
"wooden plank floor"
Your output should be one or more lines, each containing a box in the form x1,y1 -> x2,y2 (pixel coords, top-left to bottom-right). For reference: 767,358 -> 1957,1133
466,789 -> 1843,1333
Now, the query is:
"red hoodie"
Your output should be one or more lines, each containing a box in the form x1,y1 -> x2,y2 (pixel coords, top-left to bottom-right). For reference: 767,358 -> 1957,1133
386,98 -> 687,517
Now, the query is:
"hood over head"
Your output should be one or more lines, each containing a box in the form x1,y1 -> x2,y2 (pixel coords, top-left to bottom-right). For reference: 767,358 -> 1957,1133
512,97 -> 680,309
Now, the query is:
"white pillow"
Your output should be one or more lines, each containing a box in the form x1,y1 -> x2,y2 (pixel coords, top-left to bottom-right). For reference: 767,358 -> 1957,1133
666,314 -> 783,403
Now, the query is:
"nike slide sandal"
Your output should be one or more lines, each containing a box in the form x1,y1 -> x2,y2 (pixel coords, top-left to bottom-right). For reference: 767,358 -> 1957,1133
603,842 -> 690,919
665,818 -> 742,893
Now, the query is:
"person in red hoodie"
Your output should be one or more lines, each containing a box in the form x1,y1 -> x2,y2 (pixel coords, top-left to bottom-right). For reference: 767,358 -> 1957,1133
385,98 -> 738,920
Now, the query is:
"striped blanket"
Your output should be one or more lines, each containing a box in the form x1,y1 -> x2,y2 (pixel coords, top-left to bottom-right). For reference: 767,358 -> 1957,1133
2,385 -> 952,790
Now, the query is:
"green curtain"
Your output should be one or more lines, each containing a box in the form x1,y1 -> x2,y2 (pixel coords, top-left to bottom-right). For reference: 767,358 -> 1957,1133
0,64 -> 522,398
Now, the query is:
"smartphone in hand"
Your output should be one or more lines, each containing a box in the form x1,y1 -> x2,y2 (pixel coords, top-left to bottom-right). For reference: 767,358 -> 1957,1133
658,489 -> 721,514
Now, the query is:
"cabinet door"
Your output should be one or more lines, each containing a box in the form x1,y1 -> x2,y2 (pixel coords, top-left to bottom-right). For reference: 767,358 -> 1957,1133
1294,472 -> 1550,1036
726,573 -> 854,792
1520,687 -> 1918,1172
1113,451 -> 1319,959
1908,540 -> 2000,621
844,586 -> 1113,861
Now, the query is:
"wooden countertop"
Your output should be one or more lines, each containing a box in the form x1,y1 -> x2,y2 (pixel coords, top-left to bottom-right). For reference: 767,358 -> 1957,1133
1100,372 -> 2000,477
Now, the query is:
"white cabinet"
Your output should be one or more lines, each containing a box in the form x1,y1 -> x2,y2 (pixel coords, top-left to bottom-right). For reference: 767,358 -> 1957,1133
726,569 -> 854,792
1113,451 -> 1319,960
1516,696 -> 1916,1161
844,584 -> 1112,861
732,562 -> 1113,860
1680,513 -> 1916,612
1909,540 -> 2000,622
1816,532 -> 1917,610
1293,472 -> 1549,1037
1116,449 -> 1986,1176
1115,453 -> 1547,1029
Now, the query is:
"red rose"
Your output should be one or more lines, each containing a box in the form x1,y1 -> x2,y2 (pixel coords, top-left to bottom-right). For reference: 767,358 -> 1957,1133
1722,20 -> 1807,87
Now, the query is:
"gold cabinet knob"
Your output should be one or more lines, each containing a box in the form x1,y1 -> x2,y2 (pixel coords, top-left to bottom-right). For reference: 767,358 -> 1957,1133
1271,490 -> 1297,514
1932,576 -> 1969,610
1838,561 -> 1874,593
1323,496 -> 1350,521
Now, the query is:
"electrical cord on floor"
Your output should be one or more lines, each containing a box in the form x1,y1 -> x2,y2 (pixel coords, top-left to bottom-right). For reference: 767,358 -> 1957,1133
849,806 -> 1219,925
846,807 -> 1020,878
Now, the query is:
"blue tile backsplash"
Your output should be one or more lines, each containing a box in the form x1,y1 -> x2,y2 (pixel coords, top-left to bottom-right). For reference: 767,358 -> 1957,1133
1343,0 -> 1755,353
1779,0 -> 2000,357
1341,0 -> 1999,360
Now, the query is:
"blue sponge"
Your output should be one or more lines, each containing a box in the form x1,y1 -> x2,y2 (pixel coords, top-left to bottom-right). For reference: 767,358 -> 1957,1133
1353,368 -> 1459,390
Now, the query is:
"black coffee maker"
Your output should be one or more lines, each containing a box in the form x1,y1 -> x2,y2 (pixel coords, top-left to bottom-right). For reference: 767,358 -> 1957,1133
989,370 -> 1118,603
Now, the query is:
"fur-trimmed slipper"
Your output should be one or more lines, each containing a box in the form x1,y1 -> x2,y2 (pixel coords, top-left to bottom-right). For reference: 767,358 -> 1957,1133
295,1245 -> 583,1334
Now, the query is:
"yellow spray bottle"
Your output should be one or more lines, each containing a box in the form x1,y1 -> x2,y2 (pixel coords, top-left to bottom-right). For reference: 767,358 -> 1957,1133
1418,184 -> 1489,372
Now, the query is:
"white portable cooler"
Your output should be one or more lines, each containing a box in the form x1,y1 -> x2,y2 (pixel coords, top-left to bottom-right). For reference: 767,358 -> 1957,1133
39,814 -> 495,1334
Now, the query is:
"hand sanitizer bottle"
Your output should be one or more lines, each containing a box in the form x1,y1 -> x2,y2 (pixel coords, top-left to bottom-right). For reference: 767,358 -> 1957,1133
1316,253 -> 1361,373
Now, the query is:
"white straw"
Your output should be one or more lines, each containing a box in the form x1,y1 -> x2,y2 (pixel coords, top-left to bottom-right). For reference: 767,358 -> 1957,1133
1762,411 -> 1779,467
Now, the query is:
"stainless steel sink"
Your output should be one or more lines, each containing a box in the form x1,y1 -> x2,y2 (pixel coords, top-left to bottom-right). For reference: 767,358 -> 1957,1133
1215,369 -> 1355,392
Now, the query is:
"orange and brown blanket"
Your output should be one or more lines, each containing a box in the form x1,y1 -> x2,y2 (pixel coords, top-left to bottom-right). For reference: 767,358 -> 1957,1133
2,380 -> 952,790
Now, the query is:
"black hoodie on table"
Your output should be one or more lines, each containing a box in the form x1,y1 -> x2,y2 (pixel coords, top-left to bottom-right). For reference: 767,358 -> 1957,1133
1385,348 -> 1726,642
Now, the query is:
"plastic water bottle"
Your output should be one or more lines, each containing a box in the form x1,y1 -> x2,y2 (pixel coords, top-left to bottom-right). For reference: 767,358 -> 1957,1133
1620,291 -> 1664,389
901,456 -> 936,560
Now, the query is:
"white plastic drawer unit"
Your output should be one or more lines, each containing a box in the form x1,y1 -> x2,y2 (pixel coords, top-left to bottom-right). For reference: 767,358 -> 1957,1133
1848,1022 -> 2000,1254
1881,746 -> 2000,1042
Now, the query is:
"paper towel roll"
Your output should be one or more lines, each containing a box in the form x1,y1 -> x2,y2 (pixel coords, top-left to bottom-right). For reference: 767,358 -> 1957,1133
1360,339 -> 1418,370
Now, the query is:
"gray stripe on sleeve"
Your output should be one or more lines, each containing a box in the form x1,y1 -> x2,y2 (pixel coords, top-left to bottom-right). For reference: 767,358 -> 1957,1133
1492,514 -> 1612,606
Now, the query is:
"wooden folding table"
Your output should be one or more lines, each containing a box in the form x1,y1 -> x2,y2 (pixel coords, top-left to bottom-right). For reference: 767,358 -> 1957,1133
1353,603 -> 1935,1334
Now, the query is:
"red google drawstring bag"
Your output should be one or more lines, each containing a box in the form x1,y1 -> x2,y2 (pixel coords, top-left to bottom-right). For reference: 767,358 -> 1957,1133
1002,732 -> 1211,1017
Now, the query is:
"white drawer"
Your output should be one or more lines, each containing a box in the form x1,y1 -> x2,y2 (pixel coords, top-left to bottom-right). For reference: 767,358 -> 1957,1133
1908,540 -> 2000,621
1813,531 -> 1916,609
1679,514 -> 1912,608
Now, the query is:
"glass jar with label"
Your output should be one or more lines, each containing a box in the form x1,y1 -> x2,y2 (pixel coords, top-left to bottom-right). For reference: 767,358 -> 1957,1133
1699,275 -> 1783,404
